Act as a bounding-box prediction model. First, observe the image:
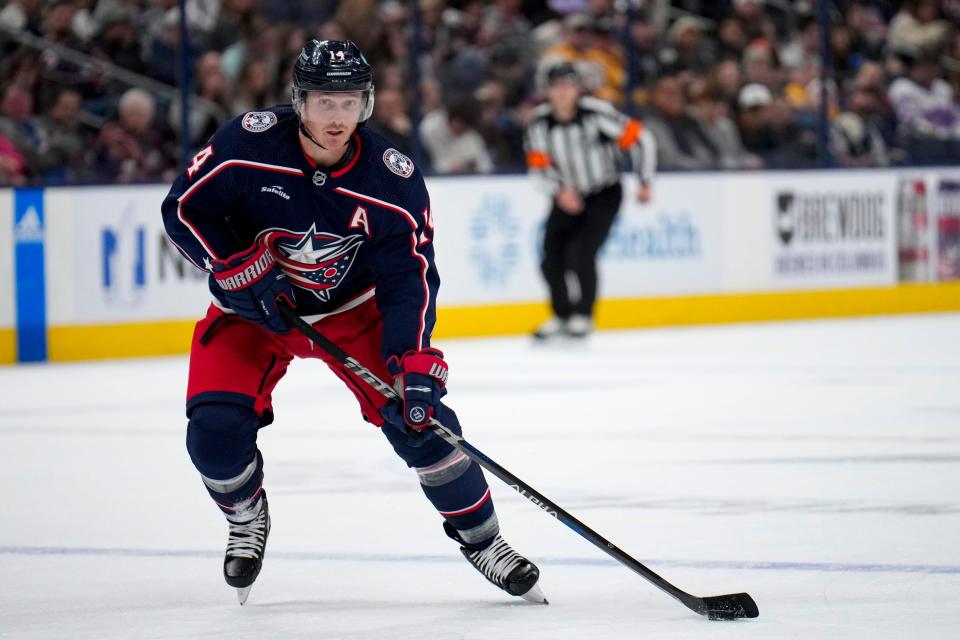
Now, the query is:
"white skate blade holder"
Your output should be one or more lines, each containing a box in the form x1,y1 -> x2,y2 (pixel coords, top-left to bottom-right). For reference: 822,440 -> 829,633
236,586 -> 252,605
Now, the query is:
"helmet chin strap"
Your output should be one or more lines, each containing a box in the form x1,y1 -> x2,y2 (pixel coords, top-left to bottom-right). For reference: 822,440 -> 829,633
298,118 -> 328,150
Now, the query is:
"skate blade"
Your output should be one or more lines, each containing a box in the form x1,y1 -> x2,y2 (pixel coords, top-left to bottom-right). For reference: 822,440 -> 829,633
520,582 -> 548,605
236,586 -> 252,605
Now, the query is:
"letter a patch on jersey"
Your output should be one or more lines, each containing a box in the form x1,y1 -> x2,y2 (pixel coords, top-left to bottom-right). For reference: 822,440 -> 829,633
349,206 -> 370,236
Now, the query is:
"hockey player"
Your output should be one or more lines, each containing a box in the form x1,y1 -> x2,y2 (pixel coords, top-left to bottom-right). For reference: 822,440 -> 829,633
161,40 -> 545,605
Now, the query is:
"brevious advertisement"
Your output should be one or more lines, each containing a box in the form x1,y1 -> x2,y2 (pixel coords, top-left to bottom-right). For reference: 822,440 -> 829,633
768,173 -> 896,288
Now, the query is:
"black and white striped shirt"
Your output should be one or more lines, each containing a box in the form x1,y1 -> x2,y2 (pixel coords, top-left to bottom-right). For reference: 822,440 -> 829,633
524,95 -> 657,196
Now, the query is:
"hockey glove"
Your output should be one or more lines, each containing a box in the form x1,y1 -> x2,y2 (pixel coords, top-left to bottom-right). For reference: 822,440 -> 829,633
211,241 -> 295,334
381,348 -> 448,442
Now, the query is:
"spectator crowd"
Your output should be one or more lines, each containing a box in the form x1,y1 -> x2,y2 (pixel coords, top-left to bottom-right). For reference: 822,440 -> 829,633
1,0 -> 959,186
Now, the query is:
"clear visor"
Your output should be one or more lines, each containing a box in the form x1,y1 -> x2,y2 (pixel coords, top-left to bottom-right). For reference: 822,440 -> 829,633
293,88 -> 375,123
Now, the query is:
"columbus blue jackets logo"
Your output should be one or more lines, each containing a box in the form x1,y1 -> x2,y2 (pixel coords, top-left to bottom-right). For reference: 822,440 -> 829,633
242,111 -> 278,133
383,148 -> 414,178
259,224 -> 364,301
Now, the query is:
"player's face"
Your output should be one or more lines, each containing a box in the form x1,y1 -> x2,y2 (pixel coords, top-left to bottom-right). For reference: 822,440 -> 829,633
300,91 -> 364,147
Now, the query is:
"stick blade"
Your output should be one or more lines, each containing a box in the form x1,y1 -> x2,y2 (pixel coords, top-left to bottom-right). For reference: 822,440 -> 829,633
699,593 -> 759,620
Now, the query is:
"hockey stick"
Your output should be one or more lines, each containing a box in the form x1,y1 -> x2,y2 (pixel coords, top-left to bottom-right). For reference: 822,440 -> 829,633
278,304 -> 758,620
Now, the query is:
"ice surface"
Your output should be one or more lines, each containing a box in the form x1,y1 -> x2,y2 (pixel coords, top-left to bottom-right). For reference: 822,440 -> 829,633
2,313 -> 959,639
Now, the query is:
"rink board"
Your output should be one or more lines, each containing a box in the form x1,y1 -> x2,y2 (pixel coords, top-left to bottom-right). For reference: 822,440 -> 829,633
2,168 -> 960,362
437,282 -> 960,338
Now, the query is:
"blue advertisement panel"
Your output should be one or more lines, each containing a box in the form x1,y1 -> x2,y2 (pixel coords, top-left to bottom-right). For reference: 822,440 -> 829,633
14,188 -> 46,362
42,186 -> 210,326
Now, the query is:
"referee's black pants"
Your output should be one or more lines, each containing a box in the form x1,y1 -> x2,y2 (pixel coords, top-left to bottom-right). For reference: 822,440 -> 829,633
540,183 -> 622,320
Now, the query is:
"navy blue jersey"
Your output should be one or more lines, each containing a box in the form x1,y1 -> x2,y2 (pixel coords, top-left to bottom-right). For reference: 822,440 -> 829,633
161,106 -> 438,363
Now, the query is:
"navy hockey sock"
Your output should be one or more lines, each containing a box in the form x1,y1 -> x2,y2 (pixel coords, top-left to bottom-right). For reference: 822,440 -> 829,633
415,449 -> 498,550
200,450 -> 266,523
186,401 -> 266,522
380,403 -> 498,549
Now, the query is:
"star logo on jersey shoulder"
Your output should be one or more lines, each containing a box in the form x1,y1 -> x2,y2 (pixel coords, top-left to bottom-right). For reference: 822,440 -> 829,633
260,224 -> 365,301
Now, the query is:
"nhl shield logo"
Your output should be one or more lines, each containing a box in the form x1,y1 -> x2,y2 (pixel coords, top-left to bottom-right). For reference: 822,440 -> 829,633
312,170 -> 327,186
260,224 -> 364,301
383,148 -> 414,178
241,111 -> 278,133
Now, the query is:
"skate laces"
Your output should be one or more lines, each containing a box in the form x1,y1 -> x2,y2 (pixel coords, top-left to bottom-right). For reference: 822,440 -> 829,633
226,510 -> 268,559
468,535 -> 526,585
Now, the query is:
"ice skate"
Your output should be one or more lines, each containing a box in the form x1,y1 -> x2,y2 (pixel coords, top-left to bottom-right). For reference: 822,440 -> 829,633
444,522 -> 547,604
224,493 -> 271,605
532,316 -> 566,340
565,314 -> 592,338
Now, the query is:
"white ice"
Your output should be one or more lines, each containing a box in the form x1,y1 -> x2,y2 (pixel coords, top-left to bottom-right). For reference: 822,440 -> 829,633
2,313 -> 959,639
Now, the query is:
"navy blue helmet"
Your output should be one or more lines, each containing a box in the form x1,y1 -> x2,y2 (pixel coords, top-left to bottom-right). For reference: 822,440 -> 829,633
292,39 -> 375,123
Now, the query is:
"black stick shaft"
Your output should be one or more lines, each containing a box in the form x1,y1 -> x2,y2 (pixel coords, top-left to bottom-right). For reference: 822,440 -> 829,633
278,304 -> 748,618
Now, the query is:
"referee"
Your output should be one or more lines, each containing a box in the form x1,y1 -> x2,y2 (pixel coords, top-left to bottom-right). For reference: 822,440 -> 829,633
525,62 -> 657,339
